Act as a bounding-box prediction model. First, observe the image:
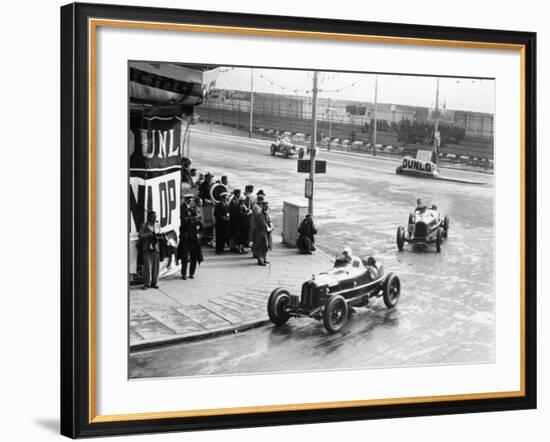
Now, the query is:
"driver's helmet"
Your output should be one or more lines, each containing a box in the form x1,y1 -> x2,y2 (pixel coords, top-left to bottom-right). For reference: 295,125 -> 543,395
366,256 -> 376,267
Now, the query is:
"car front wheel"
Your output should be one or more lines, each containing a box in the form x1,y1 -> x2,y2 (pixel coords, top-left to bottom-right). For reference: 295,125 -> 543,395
270,144 -> 276,156
267,288 -> 291,325
283,148 -> 289,158
323,295 -> 348,334
436,229 -> 443,252
382,272 -> 401,308
396,226 -> 405,251
443,215 -> 450,238
298,147 -> 304,159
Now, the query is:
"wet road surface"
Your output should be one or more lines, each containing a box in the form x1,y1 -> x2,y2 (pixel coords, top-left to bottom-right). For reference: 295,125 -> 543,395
130,131 -> 494,378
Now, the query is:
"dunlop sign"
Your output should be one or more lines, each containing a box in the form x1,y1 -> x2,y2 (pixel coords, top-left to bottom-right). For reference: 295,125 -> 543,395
400,156 -> 438,177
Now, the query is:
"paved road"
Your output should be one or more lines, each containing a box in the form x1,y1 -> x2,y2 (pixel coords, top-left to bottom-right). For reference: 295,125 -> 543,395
130,130 -> 494,378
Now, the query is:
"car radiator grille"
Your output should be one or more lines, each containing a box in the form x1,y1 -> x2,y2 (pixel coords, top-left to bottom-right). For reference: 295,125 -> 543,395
414,221 -> 428,238
301,282 -> 317,307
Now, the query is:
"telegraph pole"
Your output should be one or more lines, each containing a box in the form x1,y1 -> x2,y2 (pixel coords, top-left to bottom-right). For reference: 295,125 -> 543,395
433,77 -> 440,164
249,68 -> 254,138
372,74 -> 378,156
308,71 -> 319,216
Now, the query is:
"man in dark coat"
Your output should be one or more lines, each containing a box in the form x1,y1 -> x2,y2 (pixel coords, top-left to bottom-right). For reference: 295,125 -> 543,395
198,172 -> 214,202
228,189 -> 241,252
253,200 -> 273,266
249,194 -> 264,258
138,211 -> 160,289
237,194 -> 251,254
296,214 -> 318,254
214,192 -> 230,254
178,206 -> 203,279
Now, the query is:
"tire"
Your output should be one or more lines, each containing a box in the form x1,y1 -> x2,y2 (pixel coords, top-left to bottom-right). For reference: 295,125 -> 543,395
396,165 -> 403,174
382,272 -> 401,308
267,288 -> 291,325
436,229 -> 443,252
323,295 -> 348,334
443,215 -> 450,238
396,226 -> 405,251
298,148 -> 304,159
270,144 -> 276,156
283,148 -> 289,158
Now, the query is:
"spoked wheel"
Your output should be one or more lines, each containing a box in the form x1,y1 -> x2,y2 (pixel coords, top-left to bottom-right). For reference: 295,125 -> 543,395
270,144 -> 276,156
323,295 -> 348,334
382,272 -> 401,308
267,288 -> 291,325
436,229 -> 443,252
396,226 -> 405,251
298,148 -> 305,159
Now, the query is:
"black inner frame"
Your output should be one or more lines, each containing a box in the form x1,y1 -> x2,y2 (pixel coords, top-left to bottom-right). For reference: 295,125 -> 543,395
60,2 -> 537,438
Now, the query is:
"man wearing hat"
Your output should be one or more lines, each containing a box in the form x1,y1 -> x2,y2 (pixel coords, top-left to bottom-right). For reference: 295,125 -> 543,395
198,172 -> 214,203
249,193 -> 265,258
214,192 -> 230,254
228,189 -> 242,252
178,201 -> 203,280
236,194 -> 251,254
138,211 -> 161,290
252,200 -> 273,266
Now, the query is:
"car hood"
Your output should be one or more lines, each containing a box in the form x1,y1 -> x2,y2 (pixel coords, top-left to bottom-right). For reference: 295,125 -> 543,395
312,268 -> 364,287
311,273 -> 340,287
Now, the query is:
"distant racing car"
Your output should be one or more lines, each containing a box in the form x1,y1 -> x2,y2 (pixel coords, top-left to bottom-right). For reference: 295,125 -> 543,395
267,257 -> 401,334
270,136 -> 297,158
396,205 -> 449,252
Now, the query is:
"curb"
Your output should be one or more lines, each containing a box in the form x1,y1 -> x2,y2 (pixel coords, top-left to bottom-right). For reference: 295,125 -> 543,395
130,318 -> 271,352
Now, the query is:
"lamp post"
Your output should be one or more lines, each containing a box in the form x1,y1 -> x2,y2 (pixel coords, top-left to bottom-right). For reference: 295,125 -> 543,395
308,71 -> 319,216
249,68 -> 254,138
372,74 -> 378,156
433,77 -> 440,164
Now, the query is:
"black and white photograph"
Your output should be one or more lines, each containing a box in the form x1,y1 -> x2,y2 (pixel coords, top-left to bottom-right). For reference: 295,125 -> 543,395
128,62 -> 495,379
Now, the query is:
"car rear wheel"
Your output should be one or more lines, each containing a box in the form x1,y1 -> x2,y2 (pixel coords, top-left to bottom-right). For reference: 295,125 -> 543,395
267,288 -> 291,325
436,229 -> 443,252
382,272 -> 401,308
270,144 -> 276,156
323,295 -> 348,334
396,226 -> 405,251
298,147 -> 305,159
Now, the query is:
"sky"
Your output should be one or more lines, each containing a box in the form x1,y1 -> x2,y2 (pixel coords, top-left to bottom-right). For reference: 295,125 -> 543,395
214,67 -> 495,114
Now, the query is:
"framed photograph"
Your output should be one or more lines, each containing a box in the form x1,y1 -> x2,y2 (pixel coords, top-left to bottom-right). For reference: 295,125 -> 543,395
60,2 -> 537,438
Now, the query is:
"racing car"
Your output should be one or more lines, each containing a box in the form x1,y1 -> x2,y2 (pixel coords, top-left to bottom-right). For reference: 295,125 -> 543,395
396,205 -> 449,252
270,136 -> 297,158
267,257 -> 401,334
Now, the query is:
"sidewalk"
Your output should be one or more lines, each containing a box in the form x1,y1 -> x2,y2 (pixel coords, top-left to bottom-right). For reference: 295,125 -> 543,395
130,235 -> 333,351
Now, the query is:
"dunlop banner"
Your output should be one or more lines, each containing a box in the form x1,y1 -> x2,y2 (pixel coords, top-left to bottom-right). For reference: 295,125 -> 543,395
130,113 -> 184,274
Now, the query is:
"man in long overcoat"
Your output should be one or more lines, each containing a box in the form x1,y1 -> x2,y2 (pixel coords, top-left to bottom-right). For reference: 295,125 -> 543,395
138,211 -> 160,289
214,192 -> 230,254
252,201 -> 273,266
178,206 -> 203,279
